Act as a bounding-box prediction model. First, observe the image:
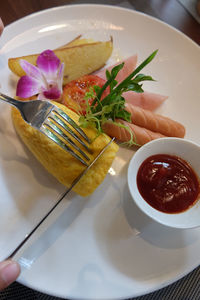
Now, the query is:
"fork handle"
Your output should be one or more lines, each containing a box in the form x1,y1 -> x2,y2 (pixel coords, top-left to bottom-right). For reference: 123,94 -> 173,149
0,92 -> 24,110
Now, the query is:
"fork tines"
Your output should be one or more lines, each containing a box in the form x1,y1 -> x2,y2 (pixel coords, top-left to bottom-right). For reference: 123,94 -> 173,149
41,107 -> 92,166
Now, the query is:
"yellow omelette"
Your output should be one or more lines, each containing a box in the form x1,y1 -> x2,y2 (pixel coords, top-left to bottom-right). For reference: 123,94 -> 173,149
12,101 -> 119,196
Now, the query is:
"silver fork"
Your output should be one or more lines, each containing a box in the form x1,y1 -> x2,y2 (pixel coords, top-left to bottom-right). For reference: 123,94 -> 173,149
0,92 -> 92,166
0,92 -> 116,259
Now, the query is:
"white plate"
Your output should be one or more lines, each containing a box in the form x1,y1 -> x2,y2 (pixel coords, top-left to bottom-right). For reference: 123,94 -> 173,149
0,4 -> 200,299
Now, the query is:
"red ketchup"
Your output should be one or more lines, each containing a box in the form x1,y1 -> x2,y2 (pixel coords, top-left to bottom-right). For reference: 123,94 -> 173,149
137,154 -> 200,213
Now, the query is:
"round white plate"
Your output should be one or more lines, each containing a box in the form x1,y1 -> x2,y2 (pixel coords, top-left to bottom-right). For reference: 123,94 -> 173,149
0,4 -> 200,300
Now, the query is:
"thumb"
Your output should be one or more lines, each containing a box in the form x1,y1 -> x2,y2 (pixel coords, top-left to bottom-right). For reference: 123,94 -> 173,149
0,260 -> 21,291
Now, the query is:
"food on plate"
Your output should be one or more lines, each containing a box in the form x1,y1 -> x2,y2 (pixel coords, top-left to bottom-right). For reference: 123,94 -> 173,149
61,50 -> 185,146
62,71 -> 183,145
7,31 -> 189,201
56,35 -> 96,49
9,39 -> 118,197
62,75 -> 109,114
102,120 -> 165,146
95,55 -> 167,111
10,38 -> 186,195
62,58 -> 167,117
102,101 -> 185,145
11,101 -> 119,197
125,103 -> 185,138
8,37 -> 113,84
123,91 -> 167,111
137,154 -> 200,213
95,55 -> 138,82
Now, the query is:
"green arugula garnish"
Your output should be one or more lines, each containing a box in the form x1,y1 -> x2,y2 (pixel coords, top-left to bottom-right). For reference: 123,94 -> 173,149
79,50 -> 158,145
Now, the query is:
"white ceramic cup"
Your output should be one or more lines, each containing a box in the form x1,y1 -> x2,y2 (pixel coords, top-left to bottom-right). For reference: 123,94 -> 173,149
128,137 -> 200,229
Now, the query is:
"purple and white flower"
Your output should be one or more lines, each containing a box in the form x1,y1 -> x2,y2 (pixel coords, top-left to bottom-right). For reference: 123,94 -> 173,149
16,50 -> 64,101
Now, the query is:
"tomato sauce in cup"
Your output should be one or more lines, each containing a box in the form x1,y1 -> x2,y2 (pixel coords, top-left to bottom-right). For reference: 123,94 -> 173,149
137,154 -> 200,213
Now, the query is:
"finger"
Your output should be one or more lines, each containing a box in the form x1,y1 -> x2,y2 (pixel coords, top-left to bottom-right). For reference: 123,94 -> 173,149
0,260 -> 21,291
0,18 -> 4,36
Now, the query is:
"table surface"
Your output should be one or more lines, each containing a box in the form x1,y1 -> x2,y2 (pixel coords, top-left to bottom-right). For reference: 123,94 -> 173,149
0,1 -> 200,300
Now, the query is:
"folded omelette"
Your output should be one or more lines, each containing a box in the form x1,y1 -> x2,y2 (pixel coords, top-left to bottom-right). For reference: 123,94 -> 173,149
12,101 -> 119,196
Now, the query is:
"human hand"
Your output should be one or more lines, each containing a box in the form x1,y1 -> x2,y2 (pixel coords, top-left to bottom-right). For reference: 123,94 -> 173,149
0,260 -> 21,290
0,18 -> 21,291
0,18 -> 4,36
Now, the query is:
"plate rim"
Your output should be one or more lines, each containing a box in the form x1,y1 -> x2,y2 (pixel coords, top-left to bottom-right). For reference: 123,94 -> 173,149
4,3 -> 200,50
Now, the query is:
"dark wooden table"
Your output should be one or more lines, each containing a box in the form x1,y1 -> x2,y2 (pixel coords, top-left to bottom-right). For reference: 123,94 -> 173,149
0,0 -> 200,45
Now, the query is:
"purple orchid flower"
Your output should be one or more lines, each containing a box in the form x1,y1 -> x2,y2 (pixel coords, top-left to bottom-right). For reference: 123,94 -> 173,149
16,50 -> 64,100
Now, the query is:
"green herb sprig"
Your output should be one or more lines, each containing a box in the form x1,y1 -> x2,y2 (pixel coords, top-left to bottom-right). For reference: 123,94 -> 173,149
79,50 -> 158,145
